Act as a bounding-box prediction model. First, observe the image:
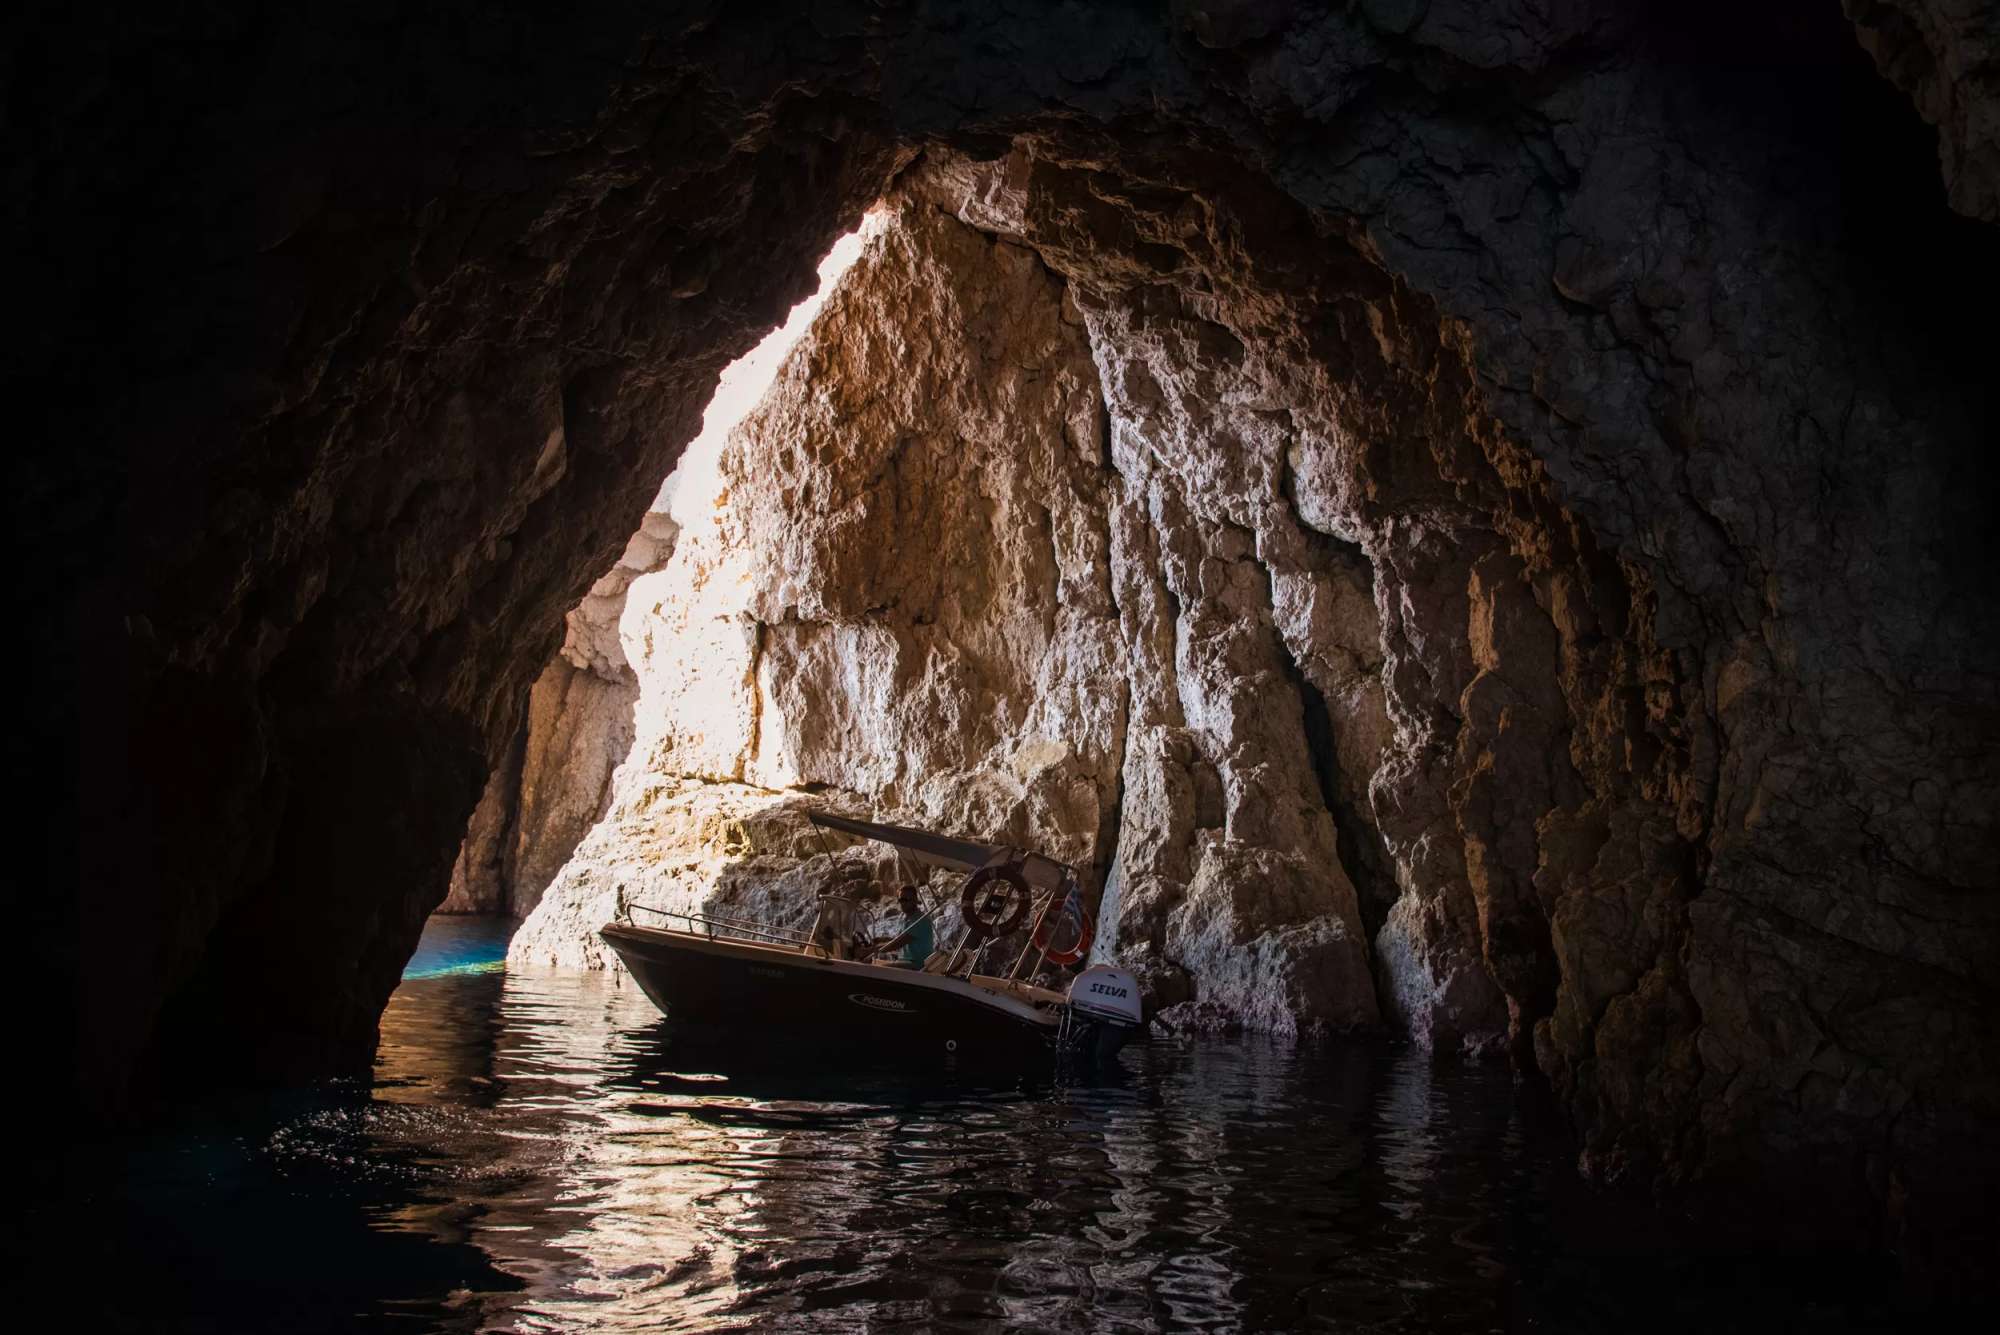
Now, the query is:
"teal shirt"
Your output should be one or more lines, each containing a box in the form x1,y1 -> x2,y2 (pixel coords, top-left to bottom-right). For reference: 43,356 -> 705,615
901,915 -> 935,966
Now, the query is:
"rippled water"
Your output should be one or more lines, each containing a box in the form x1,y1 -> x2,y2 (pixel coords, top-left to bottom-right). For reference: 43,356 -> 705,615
37,918 -> 1917,1332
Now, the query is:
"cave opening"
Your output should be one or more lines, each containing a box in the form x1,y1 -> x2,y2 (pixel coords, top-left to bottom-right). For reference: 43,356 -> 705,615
427,210 -> 887,940
407,152 -> 1444,1058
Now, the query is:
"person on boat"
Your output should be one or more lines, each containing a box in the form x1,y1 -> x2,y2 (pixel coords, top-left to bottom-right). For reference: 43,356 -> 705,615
861,885 -> 934,969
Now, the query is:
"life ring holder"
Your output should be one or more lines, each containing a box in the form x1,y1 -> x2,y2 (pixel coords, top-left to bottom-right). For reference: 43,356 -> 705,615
959,857 -> 1032,940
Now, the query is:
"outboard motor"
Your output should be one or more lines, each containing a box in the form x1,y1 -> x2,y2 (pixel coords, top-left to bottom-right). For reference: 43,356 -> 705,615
1066,964 -> 1142,1062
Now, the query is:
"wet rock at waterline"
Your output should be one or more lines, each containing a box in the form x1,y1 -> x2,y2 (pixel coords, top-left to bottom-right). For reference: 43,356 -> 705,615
21,0 -> 1999,1274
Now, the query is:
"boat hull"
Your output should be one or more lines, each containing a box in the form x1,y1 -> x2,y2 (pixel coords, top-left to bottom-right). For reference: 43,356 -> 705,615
600,923 -> 1117,1067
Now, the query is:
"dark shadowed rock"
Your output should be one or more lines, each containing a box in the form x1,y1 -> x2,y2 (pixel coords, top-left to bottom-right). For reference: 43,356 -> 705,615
439,509 -> 677,916
1846,0 -> 2000,220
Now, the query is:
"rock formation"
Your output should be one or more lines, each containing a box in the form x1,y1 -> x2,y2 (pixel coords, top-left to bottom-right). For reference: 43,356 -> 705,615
438,510 -> 677,916
1847,0 -> 2000,220
514,200 -> 1384,1032
18,0 -> 1998,1276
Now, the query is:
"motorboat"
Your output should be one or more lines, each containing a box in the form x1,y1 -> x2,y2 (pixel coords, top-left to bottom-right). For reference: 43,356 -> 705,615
599,810 -> 1143,1067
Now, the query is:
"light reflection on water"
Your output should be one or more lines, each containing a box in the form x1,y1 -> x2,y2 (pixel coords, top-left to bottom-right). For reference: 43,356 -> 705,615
35,918 -> 1915,1333
350,931 -> 1553,1332
352,923 -> 1552,1327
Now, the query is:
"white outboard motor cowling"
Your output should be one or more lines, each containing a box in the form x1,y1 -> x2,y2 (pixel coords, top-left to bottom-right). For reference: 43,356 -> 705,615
1068,964 -> 1142,1027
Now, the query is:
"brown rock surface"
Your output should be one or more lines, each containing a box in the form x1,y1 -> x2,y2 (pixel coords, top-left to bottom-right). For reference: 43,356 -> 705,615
439,511 -> 677,916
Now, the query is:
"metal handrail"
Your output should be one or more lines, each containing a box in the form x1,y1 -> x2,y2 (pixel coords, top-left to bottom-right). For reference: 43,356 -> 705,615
624,903 -> 818,950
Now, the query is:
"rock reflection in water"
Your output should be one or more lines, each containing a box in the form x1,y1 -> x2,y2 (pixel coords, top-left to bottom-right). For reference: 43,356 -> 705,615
353,953 -> 1568,1332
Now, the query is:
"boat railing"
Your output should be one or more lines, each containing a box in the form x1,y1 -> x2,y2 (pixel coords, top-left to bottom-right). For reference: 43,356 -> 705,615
623,902 -> 823,953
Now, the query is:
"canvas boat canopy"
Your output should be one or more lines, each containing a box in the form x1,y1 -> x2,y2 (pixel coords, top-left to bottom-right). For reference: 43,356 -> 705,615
807,810 -> 1003,872
807,810 -> 1074,890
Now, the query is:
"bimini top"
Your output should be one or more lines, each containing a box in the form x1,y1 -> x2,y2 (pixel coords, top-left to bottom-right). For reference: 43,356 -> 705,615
806,809 -> 1073,889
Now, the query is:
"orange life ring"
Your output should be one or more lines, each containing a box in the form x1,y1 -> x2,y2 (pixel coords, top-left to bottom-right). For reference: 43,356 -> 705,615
1032,899 -> 1095,966
959,860 -> 1031,939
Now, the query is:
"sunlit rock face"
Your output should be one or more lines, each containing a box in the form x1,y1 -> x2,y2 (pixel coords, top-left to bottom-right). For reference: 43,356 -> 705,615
23,0 -> 1998,1269
439,511 -> 678,917
928,122 -> 2000,1257
514,200 -> 1382,1031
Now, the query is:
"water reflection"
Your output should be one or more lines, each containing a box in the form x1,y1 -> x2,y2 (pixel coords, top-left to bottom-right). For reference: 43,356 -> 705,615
35,920 -> 1917,1332
351,954 -> 1562,1331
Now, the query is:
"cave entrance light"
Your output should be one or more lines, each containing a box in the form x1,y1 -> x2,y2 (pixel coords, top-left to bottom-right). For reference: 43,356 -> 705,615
414,207 -> 886,966
615,204 -> 889,793
655,206 -> 888,524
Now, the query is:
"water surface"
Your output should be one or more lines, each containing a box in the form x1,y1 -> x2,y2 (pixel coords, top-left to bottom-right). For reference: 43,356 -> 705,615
38,917 -> 1916,1332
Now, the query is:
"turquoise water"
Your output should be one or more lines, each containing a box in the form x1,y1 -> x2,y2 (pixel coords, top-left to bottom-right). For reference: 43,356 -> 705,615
399,913 -> 513,979
30,916 -> 1932,1332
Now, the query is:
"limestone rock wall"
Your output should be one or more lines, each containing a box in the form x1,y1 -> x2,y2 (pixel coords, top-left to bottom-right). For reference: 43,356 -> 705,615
438,511 -> 677,916
514,201 -> 1383,1032
920,123 -> 2000,1251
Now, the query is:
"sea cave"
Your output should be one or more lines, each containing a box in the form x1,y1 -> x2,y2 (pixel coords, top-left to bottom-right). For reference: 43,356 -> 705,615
16,0 -> 1999,1327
